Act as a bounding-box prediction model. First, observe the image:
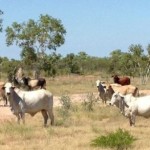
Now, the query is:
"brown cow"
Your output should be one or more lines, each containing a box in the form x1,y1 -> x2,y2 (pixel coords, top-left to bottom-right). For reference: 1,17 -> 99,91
106,84 -> 139,99
112,75 -> 130,85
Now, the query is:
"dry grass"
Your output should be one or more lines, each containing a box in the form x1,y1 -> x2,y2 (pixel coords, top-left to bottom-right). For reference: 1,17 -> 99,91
0,75 -> 150,150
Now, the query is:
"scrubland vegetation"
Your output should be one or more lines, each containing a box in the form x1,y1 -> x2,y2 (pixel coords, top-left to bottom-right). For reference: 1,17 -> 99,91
0,75 -> 150,150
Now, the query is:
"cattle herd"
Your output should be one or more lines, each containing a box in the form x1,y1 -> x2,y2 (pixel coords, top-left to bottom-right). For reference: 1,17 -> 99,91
1,71 -> 150,127
96,75 -> 150,126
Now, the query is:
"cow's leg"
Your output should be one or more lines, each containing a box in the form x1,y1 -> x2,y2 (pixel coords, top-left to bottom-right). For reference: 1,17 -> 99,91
17,114 -> 21,124
47,109 -> 54,126
5,98 -> 7,106
129,116 -> 132,126
20,112 -> 25,124
131,114 -> 136,126
129,114 -> 135,127
41,110 -> 48,127
3,96 -> 7,106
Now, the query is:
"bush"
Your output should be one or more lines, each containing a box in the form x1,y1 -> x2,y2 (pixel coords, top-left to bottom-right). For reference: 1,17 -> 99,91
82,92 -> 97,111
91,128 -> 136,150
58,94 -> 72,119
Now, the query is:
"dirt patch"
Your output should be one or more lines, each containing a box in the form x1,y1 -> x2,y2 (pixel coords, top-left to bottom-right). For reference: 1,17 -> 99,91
0,105 -> 16,122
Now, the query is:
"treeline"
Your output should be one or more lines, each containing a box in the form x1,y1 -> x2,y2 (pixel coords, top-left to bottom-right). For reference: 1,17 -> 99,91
0,51 -> 109,78
1,43 -> 150,85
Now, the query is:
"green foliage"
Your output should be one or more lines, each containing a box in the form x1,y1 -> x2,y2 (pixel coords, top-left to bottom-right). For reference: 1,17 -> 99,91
82,92 -> 98,111
6,15 -> 66,51
55,94 -> 73,127
91,128 -> 136,150
58,94 -> 72,119
21,46 -> 37,66
0,10 -> 3,32
5,14 -> 66,68
41,52 -> 61,77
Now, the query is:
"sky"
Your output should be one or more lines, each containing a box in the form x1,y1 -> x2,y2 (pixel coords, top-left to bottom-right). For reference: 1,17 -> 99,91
0,0 -> 150,60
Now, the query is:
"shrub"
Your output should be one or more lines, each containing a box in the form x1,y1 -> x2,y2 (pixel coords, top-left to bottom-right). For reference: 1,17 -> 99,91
91,128 -> 136,150
58,94 -> 72,119
82,92 -> 97,111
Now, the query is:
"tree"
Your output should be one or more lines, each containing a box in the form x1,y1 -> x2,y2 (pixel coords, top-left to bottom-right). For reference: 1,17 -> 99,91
41,52 -> 61,77
21,47 -> 37,66
63,53 -> 80,74
5,14 -> 66,60
128,44 -> 150,84
109,49 -> 123,74
0,10 -> 3,32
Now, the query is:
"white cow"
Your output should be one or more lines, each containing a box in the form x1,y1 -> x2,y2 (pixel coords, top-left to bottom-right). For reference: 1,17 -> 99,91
96,80 -> 108,104
110,92 -> 150,126
109,92 -> 133,115
3,82 -> 54,126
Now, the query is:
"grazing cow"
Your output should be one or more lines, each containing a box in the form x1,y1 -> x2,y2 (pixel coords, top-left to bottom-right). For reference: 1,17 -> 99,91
3,82 -> 54,126
112,75 -> 130,85
21,77 -> 46,90
96,80 -> 108,104
110,92 -> 150,126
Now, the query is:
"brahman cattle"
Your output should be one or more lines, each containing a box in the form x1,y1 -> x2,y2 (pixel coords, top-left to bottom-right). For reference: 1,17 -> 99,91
112,75 -> 130,85
110,92 -> 150,126
96,80 -> 108,104
0,82 -> 8,106
105,84 -> 139,99
21,77 -> 46,90
109,92 -> 132,115
3,82 -> 54,126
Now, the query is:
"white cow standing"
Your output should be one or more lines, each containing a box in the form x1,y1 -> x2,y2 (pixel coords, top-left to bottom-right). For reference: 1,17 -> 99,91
110,92 -> 150,126
3,82 -> 54,126
96,80 -> 108,104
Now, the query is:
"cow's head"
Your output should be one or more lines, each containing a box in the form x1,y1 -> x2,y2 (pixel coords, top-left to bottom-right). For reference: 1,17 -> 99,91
109,92 -> 124,106
96,80 -> 106,87
2,82 -> 15,96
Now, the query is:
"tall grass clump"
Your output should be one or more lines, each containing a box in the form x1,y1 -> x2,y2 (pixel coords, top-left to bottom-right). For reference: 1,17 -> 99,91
91,128 -> 136,150
56,94 -> 72,126
82,92 -> 98,111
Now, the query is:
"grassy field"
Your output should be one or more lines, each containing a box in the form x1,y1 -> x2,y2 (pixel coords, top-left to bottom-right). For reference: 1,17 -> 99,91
0,74 -> 150,150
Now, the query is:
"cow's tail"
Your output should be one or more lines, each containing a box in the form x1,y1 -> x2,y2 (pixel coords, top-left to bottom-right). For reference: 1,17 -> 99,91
133,87 -> 139,97
43,80 -> 46,89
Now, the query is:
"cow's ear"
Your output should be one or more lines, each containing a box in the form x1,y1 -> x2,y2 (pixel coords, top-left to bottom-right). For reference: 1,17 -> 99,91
2,87 -> 5,90
11,86 -> 15,90
121,96 -> 124,100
